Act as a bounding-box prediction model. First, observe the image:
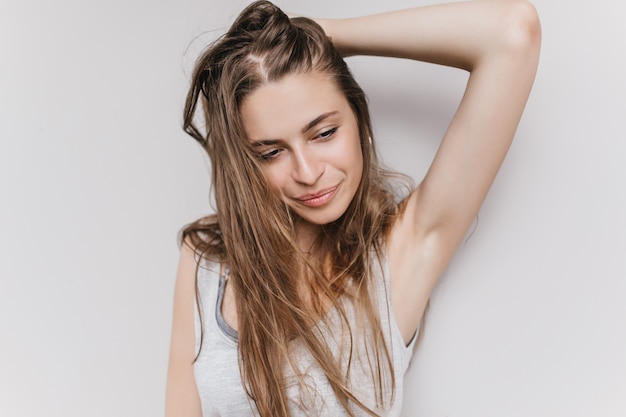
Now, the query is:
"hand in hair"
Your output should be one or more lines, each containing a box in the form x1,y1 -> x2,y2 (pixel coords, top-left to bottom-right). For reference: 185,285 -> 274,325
309,0 -> 541,343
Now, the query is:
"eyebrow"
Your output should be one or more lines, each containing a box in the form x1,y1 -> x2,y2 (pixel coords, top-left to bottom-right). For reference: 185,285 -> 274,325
250,111 -> 340,147
301,111 -> 339,134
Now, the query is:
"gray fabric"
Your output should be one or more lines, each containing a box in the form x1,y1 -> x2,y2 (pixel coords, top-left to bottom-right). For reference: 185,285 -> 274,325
193,255 -> 417,416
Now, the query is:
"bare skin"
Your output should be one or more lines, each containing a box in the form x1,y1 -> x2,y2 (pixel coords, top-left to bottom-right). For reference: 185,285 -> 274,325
318,0 -> 543,344
166,1 -> 542,415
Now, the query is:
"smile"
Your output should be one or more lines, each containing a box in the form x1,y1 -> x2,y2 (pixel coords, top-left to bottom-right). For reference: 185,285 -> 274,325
295,185 -> 339,208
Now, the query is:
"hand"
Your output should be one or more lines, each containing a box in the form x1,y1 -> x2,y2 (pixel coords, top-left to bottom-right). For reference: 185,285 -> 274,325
287,13 -> 334,47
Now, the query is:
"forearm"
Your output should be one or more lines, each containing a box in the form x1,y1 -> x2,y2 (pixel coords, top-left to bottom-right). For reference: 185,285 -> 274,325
320,0 -> 541,71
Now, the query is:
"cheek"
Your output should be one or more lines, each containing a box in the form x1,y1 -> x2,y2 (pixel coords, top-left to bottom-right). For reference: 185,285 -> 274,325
339,132 -> 364,173
261,165 -> 287,193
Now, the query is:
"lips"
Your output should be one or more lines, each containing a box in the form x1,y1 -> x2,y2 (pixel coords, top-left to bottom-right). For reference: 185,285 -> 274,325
295,185 -> 339,208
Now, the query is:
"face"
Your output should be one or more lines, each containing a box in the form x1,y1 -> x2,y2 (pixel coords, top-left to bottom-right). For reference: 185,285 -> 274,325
240,72 -> 363,233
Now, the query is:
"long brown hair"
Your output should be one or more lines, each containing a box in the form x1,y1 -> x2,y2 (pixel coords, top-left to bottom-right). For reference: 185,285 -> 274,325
181,1 -> 411,415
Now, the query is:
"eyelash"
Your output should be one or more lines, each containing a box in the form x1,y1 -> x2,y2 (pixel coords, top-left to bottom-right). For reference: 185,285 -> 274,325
261,149 -> 280,160
317,127 -> 338,140
260,127 -> 339,161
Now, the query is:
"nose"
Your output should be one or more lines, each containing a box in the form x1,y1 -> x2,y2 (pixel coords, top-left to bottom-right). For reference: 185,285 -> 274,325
291,145 -> 324,185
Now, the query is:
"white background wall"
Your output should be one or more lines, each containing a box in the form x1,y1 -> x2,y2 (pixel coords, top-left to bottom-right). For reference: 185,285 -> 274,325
1,0 -> 624,416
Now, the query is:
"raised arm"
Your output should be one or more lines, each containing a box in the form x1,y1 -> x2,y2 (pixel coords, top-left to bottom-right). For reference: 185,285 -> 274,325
320,0 -> 541,342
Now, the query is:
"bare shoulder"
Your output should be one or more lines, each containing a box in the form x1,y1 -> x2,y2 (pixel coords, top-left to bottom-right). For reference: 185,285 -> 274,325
165,240 -> 202,417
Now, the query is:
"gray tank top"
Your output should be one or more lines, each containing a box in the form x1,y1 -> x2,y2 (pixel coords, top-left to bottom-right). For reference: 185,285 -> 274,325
193,255 -> 417,416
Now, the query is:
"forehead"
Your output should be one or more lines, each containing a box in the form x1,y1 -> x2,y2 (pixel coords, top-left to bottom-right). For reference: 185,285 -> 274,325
240,72 -> 350,140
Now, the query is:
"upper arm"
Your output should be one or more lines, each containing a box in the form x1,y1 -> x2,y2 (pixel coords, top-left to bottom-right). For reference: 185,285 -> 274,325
165,241 -> 202,417
388,1 -> 541,341
413,1 -> 541,240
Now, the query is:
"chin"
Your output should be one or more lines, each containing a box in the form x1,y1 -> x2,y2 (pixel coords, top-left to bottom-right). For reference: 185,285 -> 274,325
294,206 -> 349,227
288,190 -> 356,228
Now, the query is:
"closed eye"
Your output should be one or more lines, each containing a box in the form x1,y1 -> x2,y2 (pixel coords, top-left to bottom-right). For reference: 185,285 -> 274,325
316,127 -> 338,140
261,148 -> 281,160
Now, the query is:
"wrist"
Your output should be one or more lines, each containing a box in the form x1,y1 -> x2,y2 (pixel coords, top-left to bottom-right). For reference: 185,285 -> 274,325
314,18 -> 334,41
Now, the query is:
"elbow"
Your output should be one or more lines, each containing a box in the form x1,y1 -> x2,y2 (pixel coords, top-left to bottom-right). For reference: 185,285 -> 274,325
468,1 -> 542,72
502,0 -> 542,53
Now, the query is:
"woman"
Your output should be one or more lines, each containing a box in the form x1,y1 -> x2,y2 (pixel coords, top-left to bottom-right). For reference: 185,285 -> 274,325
166,1 -> 541,416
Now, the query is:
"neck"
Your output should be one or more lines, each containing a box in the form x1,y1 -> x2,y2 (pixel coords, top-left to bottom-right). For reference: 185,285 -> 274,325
295,220 -> 322,254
